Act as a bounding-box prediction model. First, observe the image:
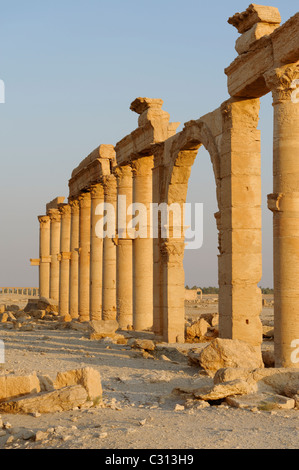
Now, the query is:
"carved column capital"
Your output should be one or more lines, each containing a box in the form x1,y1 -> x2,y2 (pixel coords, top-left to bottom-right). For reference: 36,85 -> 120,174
160,239 -> 185,263
47,208 -> 61,222
90,183 -> 104,200
38,215 -> 50,226
131,156 -> 154,177
58,203 -> 71,217
78,191 -> 91,208
69,199 -> 80,213
264,62 -> 299,104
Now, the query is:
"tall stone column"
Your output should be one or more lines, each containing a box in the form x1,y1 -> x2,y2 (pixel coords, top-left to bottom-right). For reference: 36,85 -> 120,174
90,183 -> 104,321
69,199 -> 80,319
58,203 -> 71,320
218,97 -> 262,347
265,63 -> 299,367
131,156 -> 154,331
161,239 -> 185,343
78,191 -> 91,322
48,208 -> 61,302
38,215 -> 50,298
102,175 -> 117,321
115,165 -> 133,329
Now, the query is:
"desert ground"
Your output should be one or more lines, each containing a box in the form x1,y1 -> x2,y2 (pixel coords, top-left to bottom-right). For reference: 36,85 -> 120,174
0,293 -> 298,451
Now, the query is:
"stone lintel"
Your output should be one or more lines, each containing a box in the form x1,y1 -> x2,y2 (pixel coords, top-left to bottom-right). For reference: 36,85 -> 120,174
46,197 -> 65,212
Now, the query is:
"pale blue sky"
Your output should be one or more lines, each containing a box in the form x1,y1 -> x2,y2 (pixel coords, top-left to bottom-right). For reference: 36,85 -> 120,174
0,0 -> 298,287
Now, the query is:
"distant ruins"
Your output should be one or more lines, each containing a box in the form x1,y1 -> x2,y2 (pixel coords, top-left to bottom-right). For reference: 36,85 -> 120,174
31,5 -> 299,368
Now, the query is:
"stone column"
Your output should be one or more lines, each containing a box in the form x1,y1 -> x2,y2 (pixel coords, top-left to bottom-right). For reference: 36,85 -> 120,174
90,183 -> 104,321
48,208 -> 61,302
38,215 -> 50,298
131,156 -> 154,331
115,165 -> 133,329
265,63 -> 299,367
161,239 -> 185,343
102,175 -> 117,321
78,191 -> 91,322
218,97 -> 262,347
69,199 -> 80,319
58,203 -> 71,320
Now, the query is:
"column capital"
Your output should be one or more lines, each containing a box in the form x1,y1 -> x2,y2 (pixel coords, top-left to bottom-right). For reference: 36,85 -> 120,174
69,199 -> 80,212
90,183 -> 104,200
58,203 -> 71,217
102,174 -> 117,197
264,62 -> 299,104
47,208 -> 61,222
78,191 -> 91,208
38,215 -> 50,225
114,165 -> 132,180
160,239 -> 185,263
131,156 -> 154,177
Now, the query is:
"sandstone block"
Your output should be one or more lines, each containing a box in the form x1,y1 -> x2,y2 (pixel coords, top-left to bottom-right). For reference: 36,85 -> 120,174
226,392 -> 295,411
198,338 -> 264,375
89,320 -> 119,340
0,385 -> 88,414
193,379 -> 257,401
130,339 -> 156,352
0,373 -> 41,401
185,318 -> 210,341
54,367 -> 102,401
0,305 -> 6,314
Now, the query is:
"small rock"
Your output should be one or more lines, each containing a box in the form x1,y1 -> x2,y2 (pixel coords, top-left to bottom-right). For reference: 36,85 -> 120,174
174,404 -> 185,411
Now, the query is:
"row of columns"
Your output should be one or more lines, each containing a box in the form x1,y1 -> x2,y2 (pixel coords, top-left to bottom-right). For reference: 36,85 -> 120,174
37,157 -> 155,330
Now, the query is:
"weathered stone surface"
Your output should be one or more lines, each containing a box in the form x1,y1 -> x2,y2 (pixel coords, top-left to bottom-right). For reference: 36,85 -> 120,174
54,367 -> 102,401
0,385 -> 88,414
0,373 -> 41,401
251,368 -> 299,395
130,339 -> 156,352
262,349 -> 275,368
193,379 -> 257,401
185,318 -> 210,341
89,319 -> 119,340
226,392 -> 295,411
24,297 -> 59,313
197,338 -> 264,374
0,305 -> 6,314
213,367 -> 253,385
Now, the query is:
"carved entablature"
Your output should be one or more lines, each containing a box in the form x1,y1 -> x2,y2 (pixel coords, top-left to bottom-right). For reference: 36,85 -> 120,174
264,62 -> 299,104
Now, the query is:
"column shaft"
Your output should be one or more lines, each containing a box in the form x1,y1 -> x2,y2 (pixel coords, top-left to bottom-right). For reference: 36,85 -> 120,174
69,200 -> 80,319
132,156 -> 154,331
58,204 -> 71,319
78,192 -> 91,322
102,175 -> 117,321
265,63 -> 299,367
90,184 -> 104,321
48,209 -> 61,302
115,166 -> 133,329
38,215 -> 50,298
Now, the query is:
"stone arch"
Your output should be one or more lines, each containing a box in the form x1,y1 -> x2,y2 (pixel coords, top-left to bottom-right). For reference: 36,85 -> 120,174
154,118 -> 221,343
